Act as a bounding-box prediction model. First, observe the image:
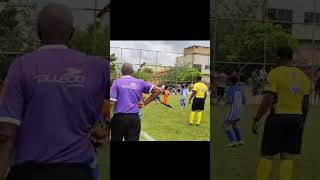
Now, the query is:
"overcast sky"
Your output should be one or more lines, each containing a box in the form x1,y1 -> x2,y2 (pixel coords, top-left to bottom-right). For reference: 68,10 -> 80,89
110,41 -> 210,67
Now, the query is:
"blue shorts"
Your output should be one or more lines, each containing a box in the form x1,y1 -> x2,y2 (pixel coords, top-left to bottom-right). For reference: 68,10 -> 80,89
224,117 -> 240,125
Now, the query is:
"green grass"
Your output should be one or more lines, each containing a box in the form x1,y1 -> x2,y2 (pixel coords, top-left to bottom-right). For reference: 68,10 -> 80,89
98,144 -> 109,180
212,105 -> 320,180
140,94 -> 210,141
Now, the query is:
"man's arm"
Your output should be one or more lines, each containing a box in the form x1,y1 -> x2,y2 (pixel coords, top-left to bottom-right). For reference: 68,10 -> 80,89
110,101 -> 115,120
302,95 -> 309,121
0,123 -> 17,179
254,92 -> 275,120
142,86 -> 161,106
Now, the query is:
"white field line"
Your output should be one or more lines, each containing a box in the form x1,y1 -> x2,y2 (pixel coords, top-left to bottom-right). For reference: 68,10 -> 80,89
140,130 -> 156,141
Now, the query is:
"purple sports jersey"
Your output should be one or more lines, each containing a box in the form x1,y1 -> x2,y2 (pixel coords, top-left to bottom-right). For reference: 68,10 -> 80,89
0,45 -> 108,165
110,76 -> 153,113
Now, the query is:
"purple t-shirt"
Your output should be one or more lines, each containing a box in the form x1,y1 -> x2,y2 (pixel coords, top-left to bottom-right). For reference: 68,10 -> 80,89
0,46 -> 108,165
110,76 -> 153,113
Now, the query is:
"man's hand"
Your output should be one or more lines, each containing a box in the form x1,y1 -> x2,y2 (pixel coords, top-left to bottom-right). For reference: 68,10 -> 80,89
90,127 -> 110,147
252,118 -> 260,135
138,101 -> 145,108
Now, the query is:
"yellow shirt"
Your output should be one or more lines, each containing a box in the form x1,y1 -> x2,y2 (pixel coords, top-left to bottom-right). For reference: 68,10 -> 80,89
264,66 -> 311,114
192,82 -> 208,98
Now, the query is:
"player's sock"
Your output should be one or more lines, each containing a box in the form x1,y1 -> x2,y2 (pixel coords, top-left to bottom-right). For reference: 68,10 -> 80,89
180,100 -> 183,107
189,111 -> 196,124
232,126 -> 242,142
196,112 -> 202,125
166,104 -> 173,108
257,158 -> 272,180
224,129 -> 235,143
279,160 -> 293,180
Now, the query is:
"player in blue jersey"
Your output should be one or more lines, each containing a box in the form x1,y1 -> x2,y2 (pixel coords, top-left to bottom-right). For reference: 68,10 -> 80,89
224,76 -> 246,147
180,84 -> 188,108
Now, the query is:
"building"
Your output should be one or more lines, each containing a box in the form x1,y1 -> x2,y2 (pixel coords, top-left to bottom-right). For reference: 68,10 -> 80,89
175,45 -> 210,82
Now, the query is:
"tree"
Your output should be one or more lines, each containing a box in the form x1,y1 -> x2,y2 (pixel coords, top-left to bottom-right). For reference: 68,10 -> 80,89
218,22 -> 299,63
0,2 -> 36,79
133,67 -> 153,81
160,66 -> 203,85
110,53 -> 120,80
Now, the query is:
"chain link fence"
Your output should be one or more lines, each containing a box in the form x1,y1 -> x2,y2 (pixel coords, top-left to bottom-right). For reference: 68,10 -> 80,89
211,0 -> 320,105
0,0 -> 110,80
110,46 -> 211,92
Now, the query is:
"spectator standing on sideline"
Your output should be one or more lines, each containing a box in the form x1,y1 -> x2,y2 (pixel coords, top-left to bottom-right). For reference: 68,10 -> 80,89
110,63 -> 161,141
0,3 -> 108,180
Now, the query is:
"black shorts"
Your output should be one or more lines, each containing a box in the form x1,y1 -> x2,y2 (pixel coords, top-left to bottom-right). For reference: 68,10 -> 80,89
6,163 -> 92,180
192,98 -> 205,111
217,87 -> 225,96
261,114 -> 305,156
111,113 -> 141,141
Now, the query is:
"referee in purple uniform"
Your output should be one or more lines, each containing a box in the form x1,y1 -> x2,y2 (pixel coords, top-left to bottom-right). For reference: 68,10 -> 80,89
0,3 -> 108,180
110,63 -> 161,141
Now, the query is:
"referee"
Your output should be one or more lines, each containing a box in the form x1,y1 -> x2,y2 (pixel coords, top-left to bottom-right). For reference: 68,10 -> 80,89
110,63 -> 161,141
252,46 -> 311,180
189,76 -> 208,126
0,4 -> 108,180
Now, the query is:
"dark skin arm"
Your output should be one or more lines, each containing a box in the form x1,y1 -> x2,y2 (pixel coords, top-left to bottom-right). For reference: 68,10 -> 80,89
252,92 -> 275,135
139,86 -> 161,108
189,90 -> 196,104
0,123 -> 17,180
302,95 -> 310,124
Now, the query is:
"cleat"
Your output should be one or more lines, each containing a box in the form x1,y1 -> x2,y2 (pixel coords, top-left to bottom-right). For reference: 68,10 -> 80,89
237,141 -> 244,146
224,142 -> 237,147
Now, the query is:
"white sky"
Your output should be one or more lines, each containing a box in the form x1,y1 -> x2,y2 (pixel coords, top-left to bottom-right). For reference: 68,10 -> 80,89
110,41 -> 210,68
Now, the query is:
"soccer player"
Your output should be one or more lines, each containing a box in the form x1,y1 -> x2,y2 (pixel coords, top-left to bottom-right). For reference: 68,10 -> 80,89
0,4 -> 108,180
224,76 -> 245,147
161,86 -> 173,109
110,63 -> 161,141
216,70 -> 228,104
189,76 -> 208,126
252,46 -> 311,180
180,84 -> 188,108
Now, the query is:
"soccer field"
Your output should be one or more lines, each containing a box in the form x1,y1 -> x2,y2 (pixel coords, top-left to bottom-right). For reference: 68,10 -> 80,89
212,105 -> 320,180
140,94 -> 210,141
98,144 -> 110,180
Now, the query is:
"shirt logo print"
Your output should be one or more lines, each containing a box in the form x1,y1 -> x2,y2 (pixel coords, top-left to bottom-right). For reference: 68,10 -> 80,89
121,83 -> 137,89
33,68 -> 86,87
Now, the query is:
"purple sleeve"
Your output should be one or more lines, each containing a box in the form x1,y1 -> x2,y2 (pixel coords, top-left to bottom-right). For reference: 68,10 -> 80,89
110,80 -> 118,101
0,59 -> 24,126
142,81 -> 153,94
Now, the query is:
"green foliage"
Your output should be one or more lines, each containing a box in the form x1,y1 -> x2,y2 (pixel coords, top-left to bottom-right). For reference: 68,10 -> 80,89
133,67 -> 153,81
160,66 -> 203,85
218,22 -> 299,63
110,53 -> 120,80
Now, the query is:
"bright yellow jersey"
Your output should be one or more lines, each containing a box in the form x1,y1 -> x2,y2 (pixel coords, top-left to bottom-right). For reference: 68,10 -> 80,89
264,66 -> 311,114
192,82 -> 208,98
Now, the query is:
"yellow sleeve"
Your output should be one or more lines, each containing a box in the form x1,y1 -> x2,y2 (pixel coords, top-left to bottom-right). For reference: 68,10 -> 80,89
264,70 -> 277,93
192,83 -> 198,92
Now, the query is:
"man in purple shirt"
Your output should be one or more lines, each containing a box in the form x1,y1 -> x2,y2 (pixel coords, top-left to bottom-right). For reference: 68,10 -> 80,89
110,63 -> 161,141
0,3 -> 108,180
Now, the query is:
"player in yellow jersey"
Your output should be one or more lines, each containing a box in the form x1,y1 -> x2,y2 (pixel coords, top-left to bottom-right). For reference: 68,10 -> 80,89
252,46 -> 311,180
189,76 -> 208,126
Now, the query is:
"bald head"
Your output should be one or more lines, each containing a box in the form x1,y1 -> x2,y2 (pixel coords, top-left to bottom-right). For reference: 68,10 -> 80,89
38,3 -> 74,45
122,63 -> 134,76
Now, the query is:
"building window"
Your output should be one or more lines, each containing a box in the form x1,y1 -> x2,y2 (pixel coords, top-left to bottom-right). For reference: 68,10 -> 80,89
266,8 -> 293,22
193,64 -> 202,71
305,12 -> 320,24
205,65 -> 210,70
